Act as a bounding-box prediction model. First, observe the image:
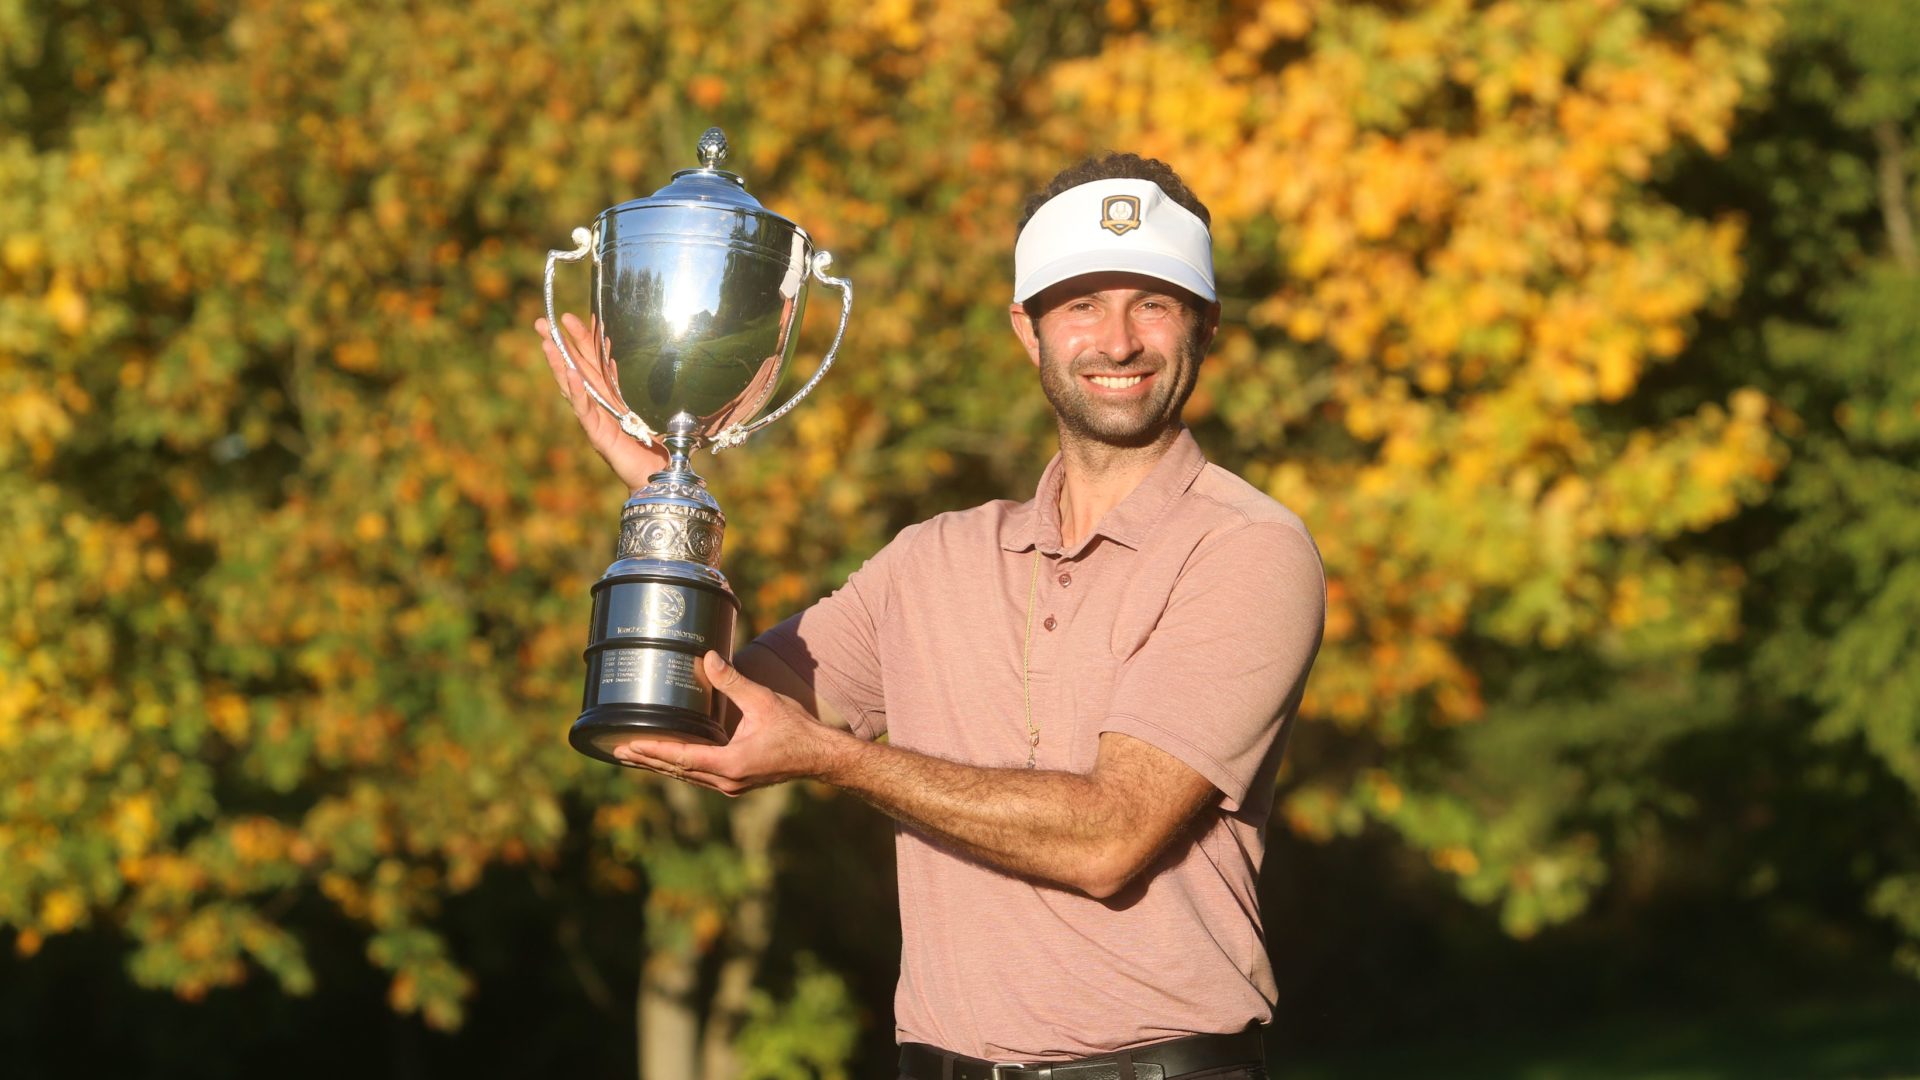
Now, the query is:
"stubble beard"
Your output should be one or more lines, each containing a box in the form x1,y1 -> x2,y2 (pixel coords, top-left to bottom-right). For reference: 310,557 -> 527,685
1037,333 -> 1203,451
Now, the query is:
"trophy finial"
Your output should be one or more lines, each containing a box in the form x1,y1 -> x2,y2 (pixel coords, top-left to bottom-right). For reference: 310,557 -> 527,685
697,127 -> 729,170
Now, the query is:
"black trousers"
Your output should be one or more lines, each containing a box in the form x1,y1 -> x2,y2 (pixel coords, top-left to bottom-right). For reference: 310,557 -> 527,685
902,1060 -> 1274,1068
897,1027 -> 1268,1080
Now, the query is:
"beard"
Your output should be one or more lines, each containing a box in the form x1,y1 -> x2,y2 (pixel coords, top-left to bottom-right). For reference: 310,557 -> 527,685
1036,330 -> 1204,449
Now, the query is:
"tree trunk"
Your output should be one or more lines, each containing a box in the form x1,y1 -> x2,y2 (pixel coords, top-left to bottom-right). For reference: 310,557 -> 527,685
1873,120 -> 1917,272
698,783 -> 795,1080
639,942 -> 703,1080
639,782 -> 718,1080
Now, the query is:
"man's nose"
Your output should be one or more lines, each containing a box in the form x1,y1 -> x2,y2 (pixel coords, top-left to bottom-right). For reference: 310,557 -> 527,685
1092,306 -> 1143,362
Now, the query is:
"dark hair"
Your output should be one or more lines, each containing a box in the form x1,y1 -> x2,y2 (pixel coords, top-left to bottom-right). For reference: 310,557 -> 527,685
1017,153 -> 1212,240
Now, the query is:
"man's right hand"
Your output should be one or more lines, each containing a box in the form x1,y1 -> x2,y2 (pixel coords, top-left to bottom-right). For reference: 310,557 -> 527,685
537,312 -> 670,491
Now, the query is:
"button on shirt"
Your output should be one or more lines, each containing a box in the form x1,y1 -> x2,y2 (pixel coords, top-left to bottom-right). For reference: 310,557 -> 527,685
757,429 -> 1325,1062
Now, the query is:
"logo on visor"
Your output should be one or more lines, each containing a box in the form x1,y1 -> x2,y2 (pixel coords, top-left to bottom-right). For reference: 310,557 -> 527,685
1100,194 -> 1142,235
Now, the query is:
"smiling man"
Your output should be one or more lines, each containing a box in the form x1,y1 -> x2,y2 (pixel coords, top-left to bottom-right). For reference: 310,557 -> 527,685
542,153 -> 1325,1080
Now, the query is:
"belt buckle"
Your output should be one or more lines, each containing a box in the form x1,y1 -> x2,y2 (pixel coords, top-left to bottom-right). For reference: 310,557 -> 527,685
990,1064 -> 1032,1079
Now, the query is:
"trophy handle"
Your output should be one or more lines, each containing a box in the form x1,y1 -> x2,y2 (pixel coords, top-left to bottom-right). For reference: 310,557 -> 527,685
710,251 -> 852,452
545,227 -> 658,445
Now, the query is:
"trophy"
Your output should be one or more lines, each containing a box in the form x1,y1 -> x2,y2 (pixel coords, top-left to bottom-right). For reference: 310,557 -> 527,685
543,127 -> 851,764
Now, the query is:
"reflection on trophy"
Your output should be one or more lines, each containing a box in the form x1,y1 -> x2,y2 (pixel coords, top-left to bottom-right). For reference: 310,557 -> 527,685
543,127 -> 852,764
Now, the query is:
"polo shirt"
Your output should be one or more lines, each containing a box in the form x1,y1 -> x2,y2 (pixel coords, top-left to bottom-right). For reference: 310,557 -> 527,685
757,427 -> 1325,1060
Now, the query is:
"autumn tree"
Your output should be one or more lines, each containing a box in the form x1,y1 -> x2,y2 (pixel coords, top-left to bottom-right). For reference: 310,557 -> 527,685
6,0 -> 1873,1074
1036,0 -> 1787,935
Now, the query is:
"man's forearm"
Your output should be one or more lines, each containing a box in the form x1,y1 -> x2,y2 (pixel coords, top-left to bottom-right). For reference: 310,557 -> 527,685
811,729 -> 1132,895
616,653 -> 1217,897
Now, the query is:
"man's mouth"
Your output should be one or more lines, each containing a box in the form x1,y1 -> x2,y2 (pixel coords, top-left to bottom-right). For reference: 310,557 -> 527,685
1085,373 -> 1149,389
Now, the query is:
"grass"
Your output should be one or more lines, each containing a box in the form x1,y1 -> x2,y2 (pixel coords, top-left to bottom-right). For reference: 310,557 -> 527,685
1284,997 -> 1920,1079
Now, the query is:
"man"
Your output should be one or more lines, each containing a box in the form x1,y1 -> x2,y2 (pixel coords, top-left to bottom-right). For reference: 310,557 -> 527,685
537,154 -> 1324,1080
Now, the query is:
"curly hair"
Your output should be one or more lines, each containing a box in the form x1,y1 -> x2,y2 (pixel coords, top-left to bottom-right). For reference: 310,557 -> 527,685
1016,153 -> 1213,240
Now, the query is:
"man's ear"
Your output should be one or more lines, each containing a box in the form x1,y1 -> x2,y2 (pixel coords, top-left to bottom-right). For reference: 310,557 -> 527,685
1198,301 -> 1222,355
1009,302 -> 1042,368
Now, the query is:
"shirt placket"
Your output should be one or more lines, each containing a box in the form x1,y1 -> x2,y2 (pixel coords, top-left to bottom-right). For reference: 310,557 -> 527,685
1030,549 -> 1092,770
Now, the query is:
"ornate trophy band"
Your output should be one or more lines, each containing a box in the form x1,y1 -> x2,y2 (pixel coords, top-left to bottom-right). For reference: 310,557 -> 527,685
545,127 -> 852,765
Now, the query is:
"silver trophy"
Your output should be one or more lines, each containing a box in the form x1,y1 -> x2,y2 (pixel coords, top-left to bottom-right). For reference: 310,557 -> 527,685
544,127 -> 851,763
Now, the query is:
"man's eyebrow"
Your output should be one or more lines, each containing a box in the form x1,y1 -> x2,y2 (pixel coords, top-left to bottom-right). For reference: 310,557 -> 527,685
1126,290 -> 1189,306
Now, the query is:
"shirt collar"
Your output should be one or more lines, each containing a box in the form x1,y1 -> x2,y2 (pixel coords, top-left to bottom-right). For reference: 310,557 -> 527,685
998,428 -> 1208,556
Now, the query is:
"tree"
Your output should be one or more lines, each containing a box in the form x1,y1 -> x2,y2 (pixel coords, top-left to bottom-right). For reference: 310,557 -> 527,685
1719,0 -> 1920,982
0,0 -> 1813,1074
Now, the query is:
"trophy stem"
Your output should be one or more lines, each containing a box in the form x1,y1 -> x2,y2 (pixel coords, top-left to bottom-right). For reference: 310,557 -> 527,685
657,411 -> 704,485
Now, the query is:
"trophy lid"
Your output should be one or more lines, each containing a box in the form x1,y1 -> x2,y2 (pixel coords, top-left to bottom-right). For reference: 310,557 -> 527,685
605,127 -> 790,221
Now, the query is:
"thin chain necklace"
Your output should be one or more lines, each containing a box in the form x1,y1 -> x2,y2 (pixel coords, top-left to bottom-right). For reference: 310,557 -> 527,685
1020,547 -> 1042,768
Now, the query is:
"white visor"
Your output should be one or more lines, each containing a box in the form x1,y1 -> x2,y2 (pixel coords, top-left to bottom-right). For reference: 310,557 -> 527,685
1012,178 -> 1215,304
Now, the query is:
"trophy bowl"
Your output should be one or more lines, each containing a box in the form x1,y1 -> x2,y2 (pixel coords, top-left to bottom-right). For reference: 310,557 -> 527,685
544,127 -> 852,763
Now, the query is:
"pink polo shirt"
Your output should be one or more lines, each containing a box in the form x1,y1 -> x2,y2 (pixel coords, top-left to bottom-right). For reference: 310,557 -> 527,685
757,429 -> 1324,1061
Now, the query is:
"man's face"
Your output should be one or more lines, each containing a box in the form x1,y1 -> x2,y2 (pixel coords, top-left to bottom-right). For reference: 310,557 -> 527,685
1011,272 -> 1218,448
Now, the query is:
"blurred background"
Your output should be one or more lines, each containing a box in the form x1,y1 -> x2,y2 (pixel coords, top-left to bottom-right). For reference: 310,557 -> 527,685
2,0 -> 1917,1076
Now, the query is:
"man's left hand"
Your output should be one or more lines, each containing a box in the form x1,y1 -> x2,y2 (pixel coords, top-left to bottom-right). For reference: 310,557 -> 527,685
613,651 -> 846,796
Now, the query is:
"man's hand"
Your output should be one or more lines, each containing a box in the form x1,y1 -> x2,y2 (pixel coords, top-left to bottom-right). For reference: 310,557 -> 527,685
536,312 -> 669,491
612,651 -> 850,796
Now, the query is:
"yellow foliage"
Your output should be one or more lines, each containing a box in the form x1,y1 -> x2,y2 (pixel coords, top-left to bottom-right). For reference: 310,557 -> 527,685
208,693 -> 251,742
43,275 -> 88,335
0,0 -> 1791,1018
1366,770 -> 1404,814
3,233 -> 44,273
1433,846 -> 1482,877
110,794 -> 160,858
38,889 -> 85,933
230,818 -> 292,865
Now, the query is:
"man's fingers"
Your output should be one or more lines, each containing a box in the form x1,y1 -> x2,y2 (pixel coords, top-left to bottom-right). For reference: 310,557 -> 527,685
704,651 -> 776,711
536,317 -> 618,436
536,318 -> 591,406
557,311 -> 626,412
536,313 -> 601,378
560,312 -> 604,368
615,742 -> 743,795
535,317 -> 572,393
559,312 -> 587,359
616,746 -> 678,772
622,737 -> 723,773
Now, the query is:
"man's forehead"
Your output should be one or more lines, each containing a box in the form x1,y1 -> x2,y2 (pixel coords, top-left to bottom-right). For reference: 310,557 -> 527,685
1026,271 -> 1208,311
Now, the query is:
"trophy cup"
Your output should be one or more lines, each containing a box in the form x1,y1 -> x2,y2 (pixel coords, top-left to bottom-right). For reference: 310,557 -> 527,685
543,127 -> 852,764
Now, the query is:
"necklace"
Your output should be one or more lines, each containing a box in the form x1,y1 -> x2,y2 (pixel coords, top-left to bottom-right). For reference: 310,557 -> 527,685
1021,548 -> 1041,768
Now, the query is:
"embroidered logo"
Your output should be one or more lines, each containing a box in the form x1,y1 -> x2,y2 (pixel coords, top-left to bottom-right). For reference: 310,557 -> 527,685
1100,194 -> 1142,235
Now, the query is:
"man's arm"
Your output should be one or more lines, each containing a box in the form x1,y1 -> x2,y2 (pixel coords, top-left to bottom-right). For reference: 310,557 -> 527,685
731,640 -> 853,732
815,724 -> 1220,899
615,652 -> 1219,899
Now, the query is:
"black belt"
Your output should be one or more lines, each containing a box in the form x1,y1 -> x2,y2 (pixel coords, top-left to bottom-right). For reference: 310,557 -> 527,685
899,1027 -> 1265,1080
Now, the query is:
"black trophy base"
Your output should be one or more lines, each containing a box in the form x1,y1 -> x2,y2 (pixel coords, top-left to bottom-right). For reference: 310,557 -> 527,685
571,702 -> 727,766
575,564 -> 738,767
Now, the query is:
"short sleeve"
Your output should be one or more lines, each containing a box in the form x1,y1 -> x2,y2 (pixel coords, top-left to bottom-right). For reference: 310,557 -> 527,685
1099,521 -> 1325,814
754,526 -> 920,740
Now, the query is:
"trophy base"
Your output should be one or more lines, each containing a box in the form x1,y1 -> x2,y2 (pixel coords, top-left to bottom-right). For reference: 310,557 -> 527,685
576,567 -> 738,767
570,703 -> 727,766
